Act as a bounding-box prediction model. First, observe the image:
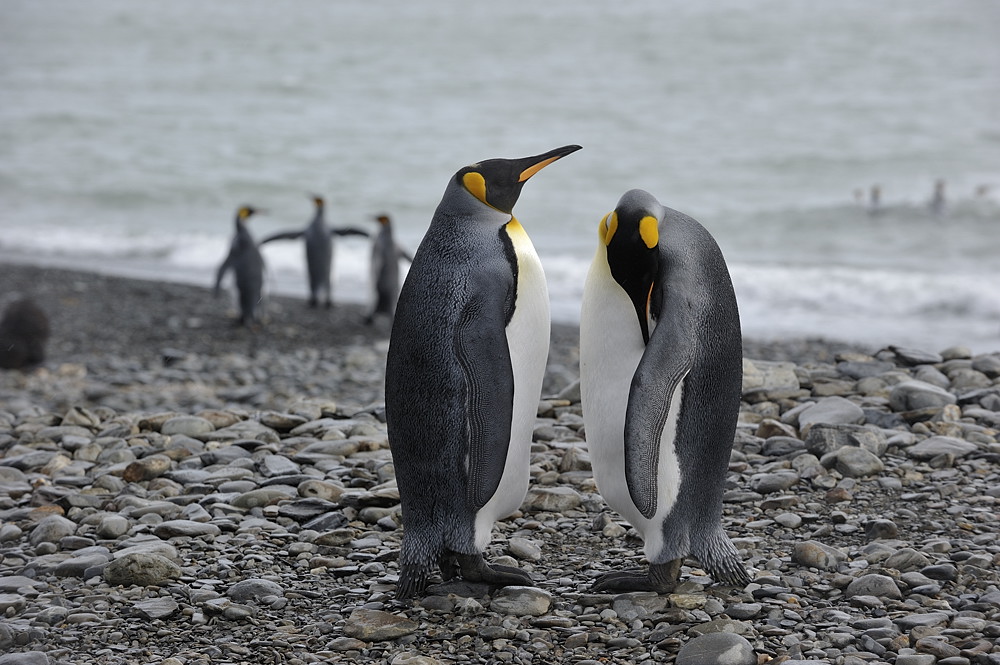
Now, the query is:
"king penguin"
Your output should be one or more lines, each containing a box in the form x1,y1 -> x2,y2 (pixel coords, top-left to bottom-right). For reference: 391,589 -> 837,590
214,205 -> 265,326
385,145 -> 581,599
580,189 -> 750,593
365,214 -> 412,325
259,195 -> 368,308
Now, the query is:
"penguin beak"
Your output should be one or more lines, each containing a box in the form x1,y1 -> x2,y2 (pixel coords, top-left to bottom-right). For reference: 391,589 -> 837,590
516,145 -> 582,183
632,282 -> 654,345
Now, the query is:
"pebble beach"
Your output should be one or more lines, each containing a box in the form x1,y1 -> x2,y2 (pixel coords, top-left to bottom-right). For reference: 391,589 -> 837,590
1,262 -> 998,665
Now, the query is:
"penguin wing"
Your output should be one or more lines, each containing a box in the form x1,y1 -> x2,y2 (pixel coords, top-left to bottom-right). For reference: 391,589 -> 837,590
258,229 -> 304,245
624,301 -> 696,520
454,293 -> 515,510
331,226 -> 370,238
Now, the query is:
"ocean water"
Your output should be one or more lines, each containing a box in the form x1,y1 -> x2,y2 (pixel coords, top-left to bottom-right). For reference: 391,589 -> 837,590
2,0 -> 998,352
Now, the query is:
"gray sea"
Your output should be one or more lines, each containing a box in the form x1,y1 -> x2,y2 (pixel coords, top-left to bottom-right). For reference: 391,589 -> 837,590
2,0 -> 998,352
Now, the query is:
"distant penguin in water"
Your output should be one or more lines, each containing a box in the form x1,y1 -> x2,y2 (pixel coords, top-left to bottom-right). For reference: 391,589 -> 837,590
0,298 -> 50,370
365,214 -> 412,325
385,145 -> 581,599
580,189 -> 750,593
868,185 -> 882,215
929,179 -> 946,216
214,206 -> 265,326
259,195 -> 368,308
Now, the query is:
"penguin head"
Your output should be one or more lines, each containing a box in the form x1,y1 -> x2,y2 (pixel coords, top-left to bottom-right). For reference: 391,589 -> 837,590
375,214 -> 391,226
236,206 -> 259,223
600,189 -> 664,344
310,195 -> 325,209
453,144 -> 582,215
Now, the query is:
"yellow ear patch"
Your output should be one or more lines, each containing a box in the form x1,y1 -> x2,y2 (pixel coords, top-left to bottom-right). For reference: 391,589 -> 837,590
462,172 -> 488,204
639,215 -> 658,248
238,207 -> 251,221
600,211 -> 618,246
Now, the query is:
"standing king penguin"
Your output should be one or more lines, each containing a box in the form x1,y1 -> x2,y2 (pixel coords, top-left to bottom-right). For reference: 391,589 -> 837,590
580,189 -> 750,593
385,145 -> 581,599
214,206 -> 265,326
365,214 -> 413,325
259,195 -> 368,308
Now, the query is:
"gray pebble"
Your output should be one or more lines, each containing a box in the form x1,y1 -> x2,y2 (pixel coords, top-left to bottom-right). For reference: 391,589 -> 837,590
791,540 -> 846,571
677,632 -> 756,665
104,552 -> 181,586
489,586 -> 552,616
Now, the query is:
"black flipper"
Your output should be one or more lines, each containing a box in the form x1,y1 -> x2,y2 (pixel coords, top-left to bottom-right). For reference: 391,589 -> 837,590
454,295 -> 515,510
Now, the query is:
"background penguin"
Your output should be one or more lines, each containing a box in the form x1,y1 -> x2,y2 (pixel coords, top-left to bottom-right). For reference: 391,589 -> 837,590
364,213 -> 412,325
0,298 -> 50,370
580,188 -> 750,593
259,195 -> 368,308
214,205 -> 265,326
385,144 -> 581,599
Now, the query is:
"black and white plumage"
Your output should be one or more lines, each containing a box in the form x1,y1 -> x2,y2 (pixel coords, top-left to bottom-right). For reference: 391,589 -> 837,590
214,205 -> 265,326
580,188 -> 750,593
385,145 -> 581,599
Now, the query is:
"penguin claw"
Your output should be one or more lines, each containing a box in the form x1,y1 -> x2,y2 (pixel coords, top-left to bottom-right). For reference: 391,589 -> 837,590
592,560 -> 681,594
456,553 -> 534,588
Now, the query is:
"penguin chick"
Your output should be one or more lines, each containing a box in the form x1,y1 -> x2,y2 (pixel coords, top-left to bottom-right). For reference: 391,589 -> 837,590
214,205 -> 265,326
580,189 -> 750,593
385,145 -> 581,599
259,195 -> 369,308
365,213 -> 413,325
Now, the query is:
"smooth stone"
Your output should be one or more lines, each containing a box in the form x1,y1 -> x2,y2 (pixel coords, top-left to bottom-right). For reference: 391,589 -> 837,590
724,602 -> 763,619
133,597 -> 179,619
507,537 -> 542,562
0,593 -> 26,614
51,552 -> 112,578
0,653 -> 51,665
906,436 -> 977,460
893,612 -> 951,630
391,653 -> 442,665
96,514 -> 132,539
489,586 -> 552,616
152,520 -> 222,538
792,540 -> 847,570
231,488 -> 295,509
0,576 -> 46,592
831,446 -> 884,477
342,609 -> 419,640
885,548 -> 931,572
677,632 -> 756,665
846,573 -> 901,600
748,471 -> 799,494
889,380 -> 956,411
611,592 -> 669,621
297,479 -> 346,502
258,454 -> 300,477
742,360 -> 799,395
104,552 -> 181,586
864,519 -> 899,540
522,486 -> 581,512
890,346 -> 944,366
227,578 -> 285,602
804,423 -> 888,456
29,514 -> 76,545
798,396 -> 865,432
161,415 -> 216,436
122,454 -> 174,482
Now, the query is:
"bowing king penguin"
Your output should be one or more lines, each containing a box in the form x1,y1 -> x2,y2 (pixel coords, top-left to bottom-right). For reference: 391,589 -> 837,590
580,189 -> 751,593
385,145 -> 581,599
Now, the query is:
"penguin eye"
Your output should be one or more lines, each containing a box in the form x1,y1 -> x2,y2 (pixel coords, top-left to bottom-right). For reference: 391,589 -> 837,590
639,215 -> 658,248
462,172 -> 488,205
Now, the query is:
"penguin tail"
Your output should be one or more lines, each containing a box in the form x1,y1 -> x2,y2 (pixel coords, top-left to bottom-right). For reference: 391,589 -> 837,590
695,527 -> 751,588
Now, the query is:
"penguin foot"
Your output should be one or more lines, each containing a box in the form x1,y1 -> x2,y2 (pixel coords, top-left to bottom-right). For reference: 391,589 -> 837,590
456,553 -> 533,588
592,559 -> 682,594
